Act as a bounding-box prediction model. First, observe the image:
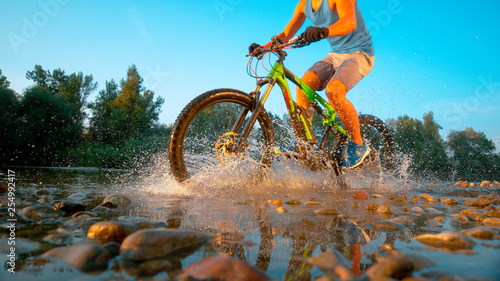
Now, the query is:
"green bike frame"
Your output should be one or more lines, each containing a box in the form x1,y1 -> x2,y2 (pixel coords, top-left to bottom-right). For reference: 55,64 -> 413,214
259,60 -> 349,142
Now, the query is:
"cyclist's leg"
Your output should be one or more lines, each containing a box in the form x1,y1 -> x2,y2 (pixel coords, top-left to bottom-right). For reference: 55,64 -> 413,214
296,71 -> 322,118
325,52 -> 374,146
297,60 -> 335,118
325,79 -> 363,145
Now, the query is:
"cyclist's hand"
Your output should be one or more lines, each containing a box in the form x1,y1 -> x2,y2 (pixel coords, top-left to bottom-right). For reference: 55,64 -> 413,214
301,26 -> 329,42
248,43 -> 261,55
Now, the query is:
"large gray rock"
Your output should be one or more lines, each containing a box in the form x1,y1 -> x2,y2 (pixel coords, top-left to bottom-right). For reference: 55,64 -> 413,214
21,205 -> 62,220
120,229 -> 213,261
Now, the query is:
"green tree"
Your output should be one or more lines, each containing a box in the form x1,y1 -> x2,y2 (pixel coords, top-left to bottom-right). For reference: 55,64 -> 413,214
17,86 -> 75,165
0,69 -> 11,89
106,64 -> 164,141
0,88 -> 23,165
387,112 -> 450,179
89,80 -> 119,143
26,65 -> 97,134
447,127 -> 498,181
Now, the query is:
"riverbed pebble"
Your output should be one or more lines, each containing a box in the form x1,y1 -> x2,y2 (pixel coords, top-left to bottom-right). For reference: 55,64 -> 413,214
120,229 -> 213,261
483,217 -> 500,226
368,221 -> 407,232
460,226 -> 497,240
314,208 -> 340,216
42,243 -> 111,272
21,205 -> 62,220
177,256 -> 272,281
353,190 -> 369,199
87,221 -> 141,242
464,197 -> 491,208
419,194 -> 437,202
103,194 -> 132,207
413,231 -> 476,251
376,203 -> 393,214
439,198 -> 458,205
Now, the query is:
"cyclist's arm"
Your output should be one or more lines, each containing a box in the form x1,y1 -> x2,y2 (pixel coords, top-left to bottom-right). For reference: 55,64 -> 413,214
276,0 -> 307,42
325,0 -> 357,36
261,0 -> 306,47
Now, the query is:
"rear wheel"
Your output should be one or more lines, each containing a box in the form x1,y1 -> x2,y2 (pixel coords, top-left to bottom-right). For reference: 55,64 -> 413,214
169,89 -> 275,182
333,114 -> 394,172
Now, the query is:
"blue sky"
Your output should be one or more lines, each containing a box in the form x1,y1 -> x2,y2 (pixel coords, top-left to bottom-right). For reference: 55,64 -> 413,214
1,0 -> 499,149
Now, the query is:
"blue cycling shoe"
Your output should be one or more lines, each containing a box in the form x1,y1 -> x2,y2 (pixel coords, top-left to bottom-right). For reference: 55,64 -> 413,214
342,141 -> 371,170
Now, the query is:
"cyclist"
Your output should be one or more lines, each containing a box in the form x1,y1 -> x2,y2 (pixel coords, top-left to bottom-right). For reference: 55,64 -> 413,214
249,0 -> 374,169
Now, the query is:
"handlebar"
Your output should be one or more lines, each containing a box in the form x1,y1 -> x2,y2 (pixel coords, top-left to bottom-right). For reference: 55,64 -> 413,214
247,35 -> 312,59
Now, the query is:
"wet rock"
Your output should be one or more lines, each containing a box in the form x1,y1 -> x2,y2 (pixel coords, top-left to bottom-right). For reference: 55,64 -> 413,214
276,207 -> 287,213
66,192 -> 86,201
460,208 -> 482,216
63,216 -> 99,230
351,202 -> 361,208
21,205 -> 63,220
434,216 -> 445,223
390,216 -> 415,226
466,213 -> 487,221
455,181 -> 468,187
460,226 -> 497,240
419,194 -> 437,202
73,211 -> 98,218
451,214 -> 470,223
464,197 -> 491,208
372,194 -> 383,198
410,207 -> 423,213
306,201 -> 322,206
42,243 -> 111,272
53,201 -> 86,214
87,221 -> 140,242
138,259 -> 173,276
367,221 -> 407,232
439,198 -> 458,205
388,197 -> 407,206
268,199 -> 283,206
366,253 -> 437,280
177,256 -> 272,281
413,231 -> 476,251
483,217 -> 500,226
120,229 -> 213,261
118,215 -> 164,229
376,203 -> 393,214
484,211 -> 500,218
92,206 -> 111,213
285,199 -> 301,205
314,208 -> 340,216
423,208 -> 442,214
353,190 -> 369,199
365,203 -> 379,210
388,193 -> 407,200
307,250 -> 353,281
103,194 -> 132,207
103,242 -> 120,258
480,181 -> 491,187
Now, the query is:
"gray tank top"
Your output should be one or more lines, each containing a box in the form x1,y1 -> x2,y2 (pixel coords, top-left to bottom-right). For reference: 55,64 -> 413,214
304,0 -> 374,56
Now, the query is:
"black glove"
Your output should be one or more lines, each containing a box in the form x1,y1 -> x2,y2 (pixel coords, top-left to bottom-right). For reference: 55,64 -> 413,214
301,26 -> 329,42
248,43 -> 261,55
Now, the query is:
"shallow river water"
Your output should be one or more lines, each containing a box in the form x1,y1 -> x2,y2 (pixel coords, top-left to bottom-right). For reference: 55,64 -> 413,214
1,159 -> 499,280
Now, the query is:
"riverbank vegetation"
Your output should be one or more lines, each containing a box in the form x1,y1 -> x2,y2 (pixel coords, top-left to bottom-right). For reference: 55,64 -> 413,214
1,67 -> 498,181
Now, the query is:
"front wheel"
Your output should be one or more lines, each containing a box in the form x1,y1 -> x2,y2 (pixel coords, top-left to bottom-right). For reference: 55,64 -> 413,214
169,89 -> 275,182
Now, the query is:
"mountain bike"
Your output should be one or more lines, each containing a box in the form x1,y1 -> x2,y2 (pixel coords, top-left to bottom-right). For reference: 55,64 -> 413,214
169,36 -> 394,183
